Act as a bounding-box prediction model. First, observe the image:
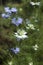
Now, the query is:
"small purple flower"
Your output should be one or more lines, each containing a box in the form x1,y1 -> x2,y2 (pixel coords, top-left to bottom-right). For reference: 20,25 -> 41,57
11,7 -> 17,13
12,17 -> 23,26
4,7 -> 11,13
10,47 -> 20,54
1,13 -> 10,18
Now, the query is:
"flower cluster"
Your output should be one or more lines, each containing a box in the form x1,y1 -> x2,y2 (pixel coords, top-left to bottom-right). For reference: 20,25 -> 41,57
4,7 -> 17,13
1,2 -> 40,56
1,7 -> 23,27
1,7 -> 17,18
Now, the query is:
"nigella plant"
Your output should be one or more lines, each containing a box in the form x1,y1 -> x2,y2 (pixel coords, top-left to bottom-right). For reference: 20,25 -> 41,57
11,17 -> 23,26
10,47 -> 20,54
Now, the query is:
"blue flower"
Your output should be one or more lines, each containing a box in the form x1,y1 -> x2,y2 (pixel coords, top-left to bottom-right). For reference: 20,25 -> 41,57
1,13 -> 10,18
4,7 -> 11,13
10,47 -> 20,54
4,7 -> 9,10
11,7 -> 17,13
12,17 -> 23,26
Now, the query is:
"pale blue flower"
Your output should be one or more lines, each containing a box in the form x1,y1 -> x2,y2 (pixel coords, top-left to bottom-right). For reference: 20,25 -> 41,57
1,13 -> 10,18
10,47 -> 20,54
4,7 -> 11,13
12,17 -> 23,26
11,8 -> 17,13
4,7 -> 9,10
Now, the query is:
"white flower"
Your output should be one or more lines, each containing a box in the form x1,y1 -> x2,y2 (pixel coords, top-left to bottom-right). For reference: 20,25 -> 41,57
35,2 -> 40,6
30,2 -> 40,6
14,29 -> 28,39
8,61 -> 12,65
26,24 -> 35,30
30,2 -> 35,6
33,44 -> 38,50
29,62 -> 33,65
